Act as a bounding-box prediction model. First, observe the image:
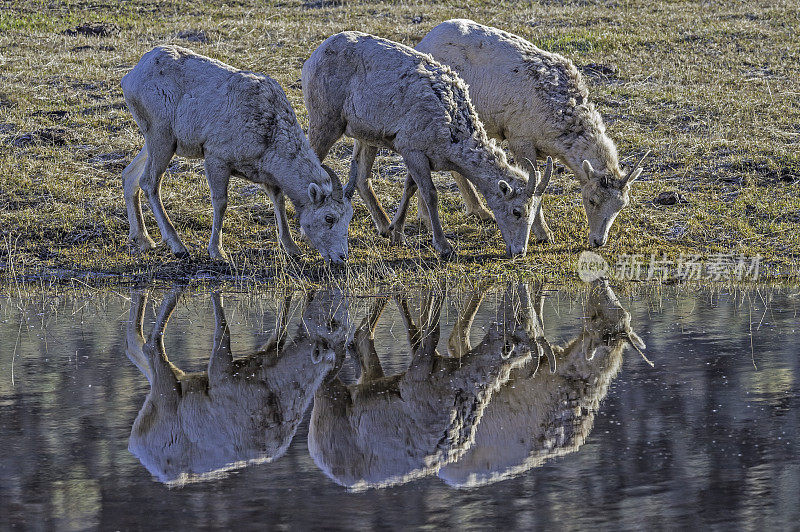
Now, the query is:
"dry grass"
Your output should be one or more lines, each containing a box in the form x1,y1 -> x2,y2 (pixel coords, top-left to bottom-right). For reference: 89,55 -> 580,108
1,0 -> 799,288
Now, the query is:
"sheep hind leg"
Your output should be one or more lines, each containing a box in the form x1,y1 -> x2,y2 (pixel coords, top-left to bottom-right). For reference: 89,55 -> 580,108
404,152 -> 453,258
125,289 -> 152,383
452,171 -> 493,222
387,174 -> 421,245
351,141 -> 393,238
353,297 -> 389,382
144,286 -> 187,396
138,136 -> 189,258
122,146 -> 157,252
207,291 -> 234,383
447,282 -> 491,358
204,157 -> 231,261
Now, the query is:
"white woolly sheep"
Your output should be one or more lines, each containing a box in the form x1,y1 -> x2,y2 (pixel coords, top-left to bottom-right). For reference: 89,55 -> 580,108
121,45 -> 352,264
307,287 -> 535,490
439,279 -> 646,487
301,31 -> 550,258
416,19 -> 649,247
125,288 -> 348,486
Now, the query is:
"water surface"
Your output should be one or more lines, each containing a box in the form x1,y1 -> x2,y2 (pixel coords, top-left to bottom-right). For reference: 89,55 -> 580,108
1,283 -> 798,530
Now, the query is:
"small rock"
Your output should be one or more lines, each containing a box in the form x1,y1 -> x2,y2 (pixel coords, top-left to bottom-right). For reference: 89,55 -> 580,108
71,44 -> 116,52
64,22 -> 120,37
177,30 -> 210,43
778,168 -> 798,183
302,0 -> 342,7
88,152 -> 125,164
410,15 -> 424,24
31,110 -> 69,120
9,128 -> 67,147
579,63 -> 618,83
653,191 -> 687,206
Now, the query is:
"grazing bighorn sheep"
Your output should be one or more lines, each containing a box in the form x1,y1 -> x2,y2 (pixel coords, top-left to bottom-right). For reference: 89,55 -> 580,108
125,287 -> 349,486
307,285 -> 542,490
302,31 -> 551,257
438,279 -> 646,487
121,45 -> 353,263
414,19 -> 648,247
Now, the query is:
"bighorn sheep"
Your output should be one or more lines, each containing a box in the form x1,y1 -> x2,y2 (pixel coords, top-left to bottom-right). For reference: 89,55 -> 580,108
302,31 -> 551,257
307,285 -> 542,490
438,279 -> 646,487
414,19 -> 648,247
121,45 -> 353,264
125,287 -> 349,486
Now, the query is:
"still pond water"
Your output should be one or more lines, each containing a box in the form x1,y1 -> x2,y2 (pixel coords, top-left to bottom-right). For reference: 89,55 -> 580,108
1,282 -> 798,530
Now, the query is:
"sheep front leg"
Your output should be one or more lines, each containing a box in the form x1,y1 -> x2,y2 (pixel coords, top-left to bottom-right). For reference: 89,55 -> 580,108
204,157 -> 232,261
122,146 -> 157,251
263,184 -> 301,257
138,137 -> 188,258
404,152 -> 453,258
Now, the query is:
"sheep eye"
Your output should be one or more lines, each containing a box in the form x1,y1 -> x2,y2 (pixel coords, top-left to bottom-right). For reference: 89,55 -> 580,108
512,208 -> 522,219
325,214 -> 337,224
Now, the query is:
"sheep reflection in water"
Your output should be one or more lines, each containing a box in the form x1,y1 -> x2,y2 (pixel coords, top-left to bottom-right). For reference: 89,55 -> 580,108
125,287 -> 349,486
438,279 -> 645,487
308,284 -> 552,490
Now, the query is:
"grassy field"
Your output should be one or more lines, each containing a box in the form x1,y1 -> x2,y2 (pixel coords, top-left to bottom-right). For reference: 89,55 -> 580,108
1,0 -> 799,287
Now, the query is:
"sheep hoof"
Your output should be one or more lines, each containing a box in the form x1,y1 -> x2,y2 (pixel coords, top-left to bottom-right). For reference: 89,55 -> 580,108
129,234 -> 157,252
468,208 -> 494,222
388,229 -> 406,246
436,243 -> 455,260
283,244 -> 302,258
533,229 -> 554,244
209,248 -> 229,262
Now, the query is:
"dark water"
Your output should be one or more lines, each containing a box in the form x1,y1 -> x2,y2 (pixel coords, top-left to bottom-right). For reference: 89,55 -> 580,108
1,282 -> 798,530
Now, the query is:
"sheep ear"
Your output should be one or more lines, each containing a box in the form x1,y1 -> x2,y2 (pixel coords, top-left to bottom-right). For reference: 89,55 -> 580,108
498,180 -> 514,198
582,160 -> 595,181
308,182 -> 325,205
536,156 -> 553,196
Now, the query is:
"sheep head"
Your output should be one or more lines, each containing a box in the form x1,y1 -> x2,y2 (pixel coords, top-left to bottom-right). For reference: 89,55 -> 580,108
580,151 -> 648,248
489,157 -> 553,257
299,164 -> 353,265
